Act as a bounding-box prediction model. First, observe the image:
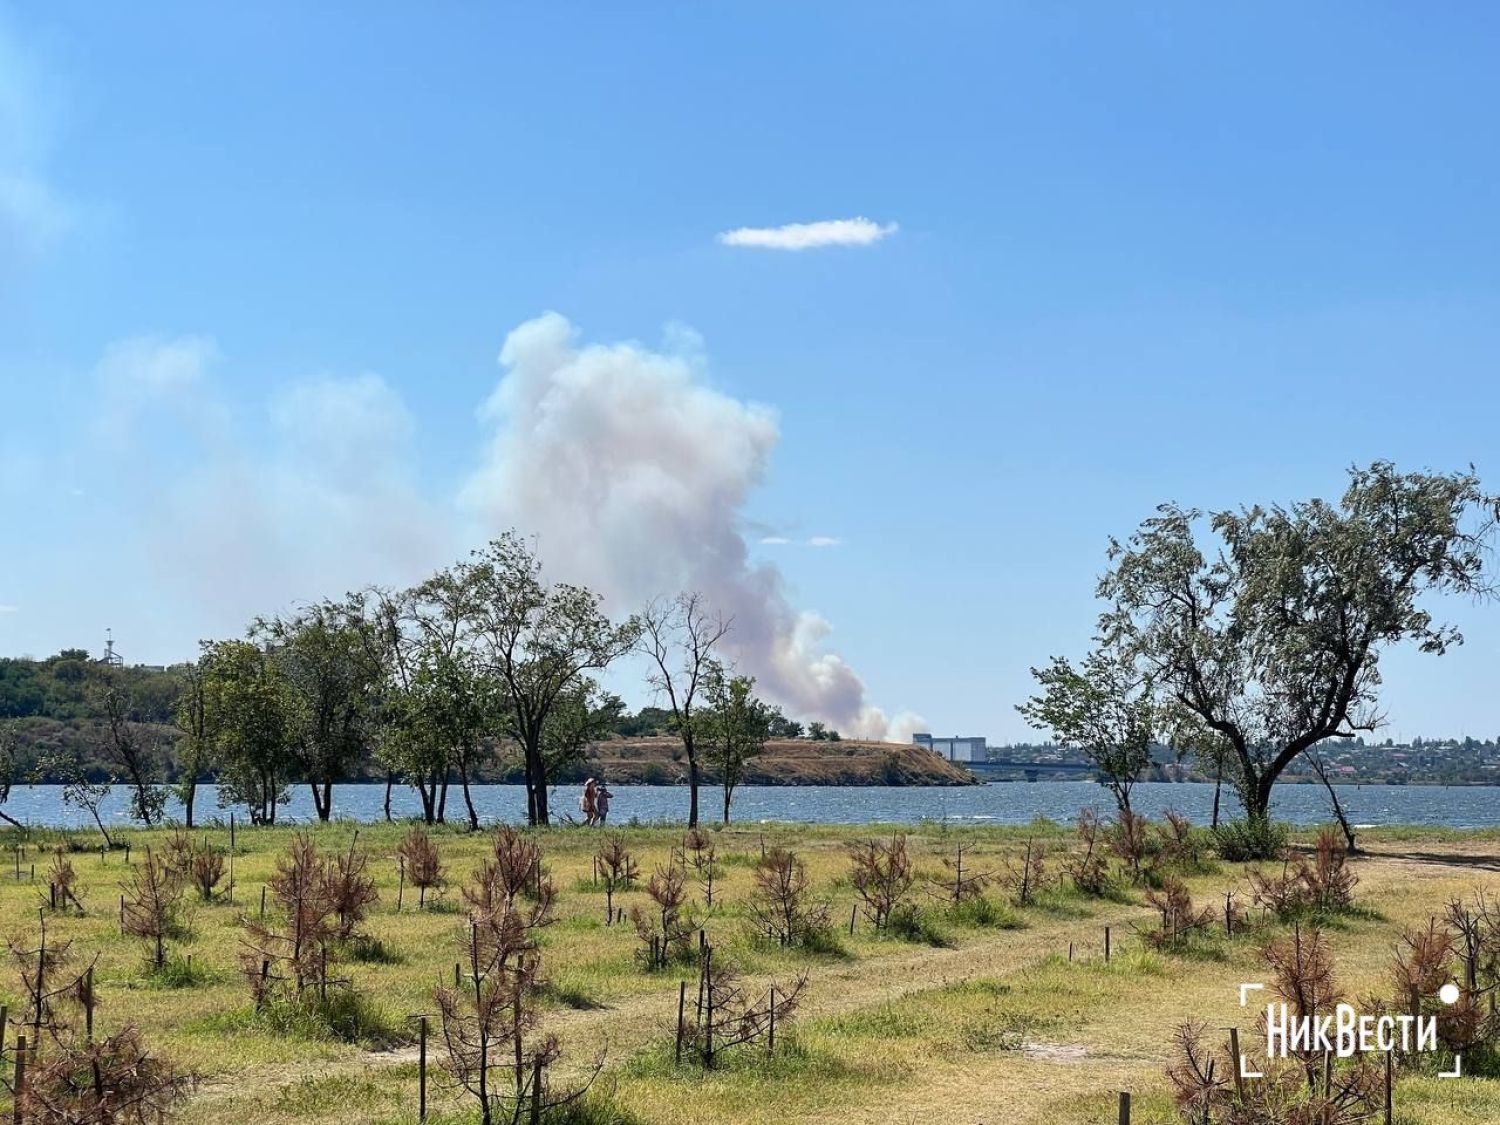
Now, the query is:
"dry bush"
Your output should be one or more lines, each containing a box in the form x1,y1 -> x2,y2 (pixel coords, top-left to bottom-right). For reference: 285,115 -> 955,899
748,848 -> 831,949
120,846 -> 186,970
1301,828 -> 1357,914
1444,891 -> 1500,999
681,828 -> 719,908
684,939 -> 807,1069
438,847 -> 597,1125
240,834 -> 340,1003
190,842 -> 225,903
1003,837 -> 1047,907
17,1025 -> 192,1124
465,828 -> 555,941
1248,829 -> 1358,921
849,834 -> 914,930
1066,810 -> 1111,896
932,841 -> 991,905
595,836 -> 638,925
631,861 -> 694,969
4,920 -> 190,1122
47,847 -> 84,913
397,825 -> 445,909
1166,1018 -> 1381,1125
1157,809 -> 1206,869
1142,877 -> 1215,950
1109,810 -> 1151,884
163,827 -> 196,880
323,832 -> 379,941
1393,918 -> 1482,1053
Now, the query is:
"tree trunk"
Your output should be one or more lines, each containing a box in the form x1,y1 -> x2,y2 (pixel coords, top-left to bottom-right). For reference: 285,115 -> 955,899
686,734 -> 700,829
722,785 -> 732,826
383,772 -> 394,821
458,756 -> 479,831
183,779 -> 197,829
1211,762 -> 1222,830
437,773 -> 449,824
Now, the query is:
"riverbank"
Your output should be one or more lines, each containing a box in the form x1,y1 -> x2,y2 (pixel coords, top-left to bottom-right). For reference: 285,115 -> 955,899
582,736 -> 978,786
0,820 -> 1494,1124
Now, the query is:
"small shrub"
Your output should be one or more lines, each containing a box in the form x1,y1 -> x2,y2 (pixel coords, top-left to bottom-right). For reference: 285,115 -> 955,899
190,842 -> 226,902
748,848 -> 832,950
630,862 -> 694,969
950,894 -> 1024,930
887,903 -> 954,948
849,834 -> 914,931
1003,837 -> 1047,907
1213,817 -> 1289,862
397,826 -> 445,909
1066,810 -> 1111,897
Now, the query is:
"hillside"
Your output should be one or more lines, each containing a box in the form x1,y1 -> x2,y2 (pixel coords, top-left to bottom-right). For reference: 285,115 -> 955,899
581,736 -> 979,786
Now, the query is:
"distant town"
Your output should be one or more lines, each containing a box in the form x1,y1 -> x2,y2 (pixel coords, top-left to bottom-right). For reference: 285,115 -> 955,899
914,732 -> 1500,786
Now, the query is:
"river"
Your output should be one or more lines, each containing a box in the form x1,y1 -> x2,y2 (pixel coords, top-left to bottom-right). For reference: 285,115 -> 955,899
3,780 -> 1498,830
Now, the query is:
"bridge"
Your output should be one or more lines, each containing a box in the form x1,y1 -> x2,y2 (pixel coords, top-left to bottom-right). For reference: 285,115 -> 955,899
966,759 -> 1097,782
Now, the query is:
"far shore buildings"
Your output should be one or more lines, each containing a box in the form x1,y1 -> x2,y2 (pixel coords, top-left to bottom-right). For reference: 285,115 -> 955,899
913,732 -> 988,763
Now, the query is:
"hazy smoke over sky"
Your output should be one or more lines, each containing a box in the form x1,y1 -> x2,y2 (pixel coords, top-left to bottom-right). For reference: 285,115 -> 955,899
461,313 -> 921,741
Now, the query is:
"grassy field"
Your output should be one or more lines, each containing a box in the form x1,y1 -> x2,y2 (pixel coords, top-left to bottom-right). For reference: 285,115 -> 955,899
0,816 -> 1497,1124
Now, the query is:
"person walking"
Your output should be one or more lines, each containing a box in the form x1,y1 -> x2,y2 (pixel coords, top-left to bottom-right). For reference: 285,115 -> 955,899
580,778 -> 598,826
594,782 -> 613,826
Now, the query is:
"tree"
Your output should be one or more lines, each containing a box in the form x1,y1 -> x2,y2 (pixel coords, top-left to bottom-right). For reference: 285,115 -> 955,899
88,666 -> 167,825
638,592 -> 731,829
539,682 -> 623,790
1017,648 -> 1154,812
202,639 -> 293,826
701,671 -> 772,824
173,651 -> 218,829
458,534 -> 639,826
0,721 -> 24,830
1166,710 -> 1236,829
255,597 -> 382,822
1098,462 -> 1498,831
42,750 -> 115,848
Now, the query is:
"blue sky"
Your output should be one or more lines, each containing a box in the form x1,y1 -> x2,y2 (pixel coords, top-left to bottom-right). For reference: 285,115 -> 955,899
2,3 -> 1499,742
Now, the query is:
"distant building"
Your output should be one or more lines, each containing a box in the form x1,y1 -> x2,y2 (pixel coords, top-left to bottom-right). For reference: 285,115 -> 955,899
913,733 -> 987,763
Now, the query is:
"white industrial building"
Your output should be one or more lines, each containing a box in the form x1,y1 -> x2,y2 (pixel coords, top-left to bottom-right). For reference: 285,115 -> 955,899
913,733 -> 988,763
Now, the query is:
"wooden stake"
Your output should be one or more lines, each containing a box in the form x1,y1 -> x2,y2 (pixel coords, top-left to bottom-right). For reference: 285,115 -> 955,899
1105,925 -> 1111,963
1229,1027 -> 1244,1101
849,904 -> 857,935
417,1015 -> 428,1121
675,980 -> 686,1064
13,1034 -> 26,1125
1384,1049 -> 1393,1124
85,965 -> 95,1043
768,986 -> 777,1055
397,858 -> 405,913
260,886 -> 267,918
1117,1090 -> 1130,1125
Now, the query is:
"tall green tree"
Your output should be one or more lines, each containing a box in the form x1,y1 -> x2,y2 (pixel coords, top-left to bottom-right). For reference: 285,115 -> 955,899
1098,462 -> 1498,831
0,722 -> 24,830
254,598 -> 383,822
638,592 -> 731,828
701,671 -> 773,824
172,651 -> 218,829
457,534 -> 639,826
202,639 -> 292,825
1017,649 -> 1154,813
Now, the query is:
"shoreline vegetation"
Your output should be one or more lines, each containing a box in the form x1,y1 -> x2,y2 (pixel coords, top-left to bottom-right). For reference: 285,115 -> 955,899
0,816 -> 1496,1124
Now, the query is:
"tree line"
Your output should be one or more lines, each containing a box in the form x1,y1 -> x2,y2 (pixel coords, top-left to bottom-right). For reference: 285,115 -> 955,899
0,533 -> 808,831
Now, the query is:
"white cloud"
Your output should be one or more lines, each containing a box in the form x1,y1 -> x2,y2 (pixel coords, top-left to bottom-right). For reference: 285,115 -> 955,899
0,604 -> 18,614
718,217 -> 898,251
807,536 -> 842,548
759,535 -> 792,545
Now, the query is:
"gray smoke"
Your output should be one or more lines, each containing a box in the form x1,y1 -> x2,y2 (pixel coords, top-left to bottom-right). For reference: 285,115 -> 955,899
460,312 -> 920,741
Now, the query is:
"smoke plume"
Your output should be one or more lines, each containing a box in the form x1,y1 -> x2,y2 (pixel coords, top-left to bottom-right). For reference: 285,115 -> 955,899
461,312 -> 920,741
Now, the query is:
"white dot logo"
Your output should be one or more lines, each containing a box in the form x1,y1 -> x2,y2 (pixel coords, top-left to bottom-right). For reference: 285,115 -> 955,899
1439,982 -> 1461,1005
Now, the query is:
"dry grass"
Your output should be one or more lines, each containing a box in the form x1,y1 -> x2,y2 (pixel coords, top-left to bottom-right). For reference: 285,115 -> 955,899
0,819 -> 1494,1124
